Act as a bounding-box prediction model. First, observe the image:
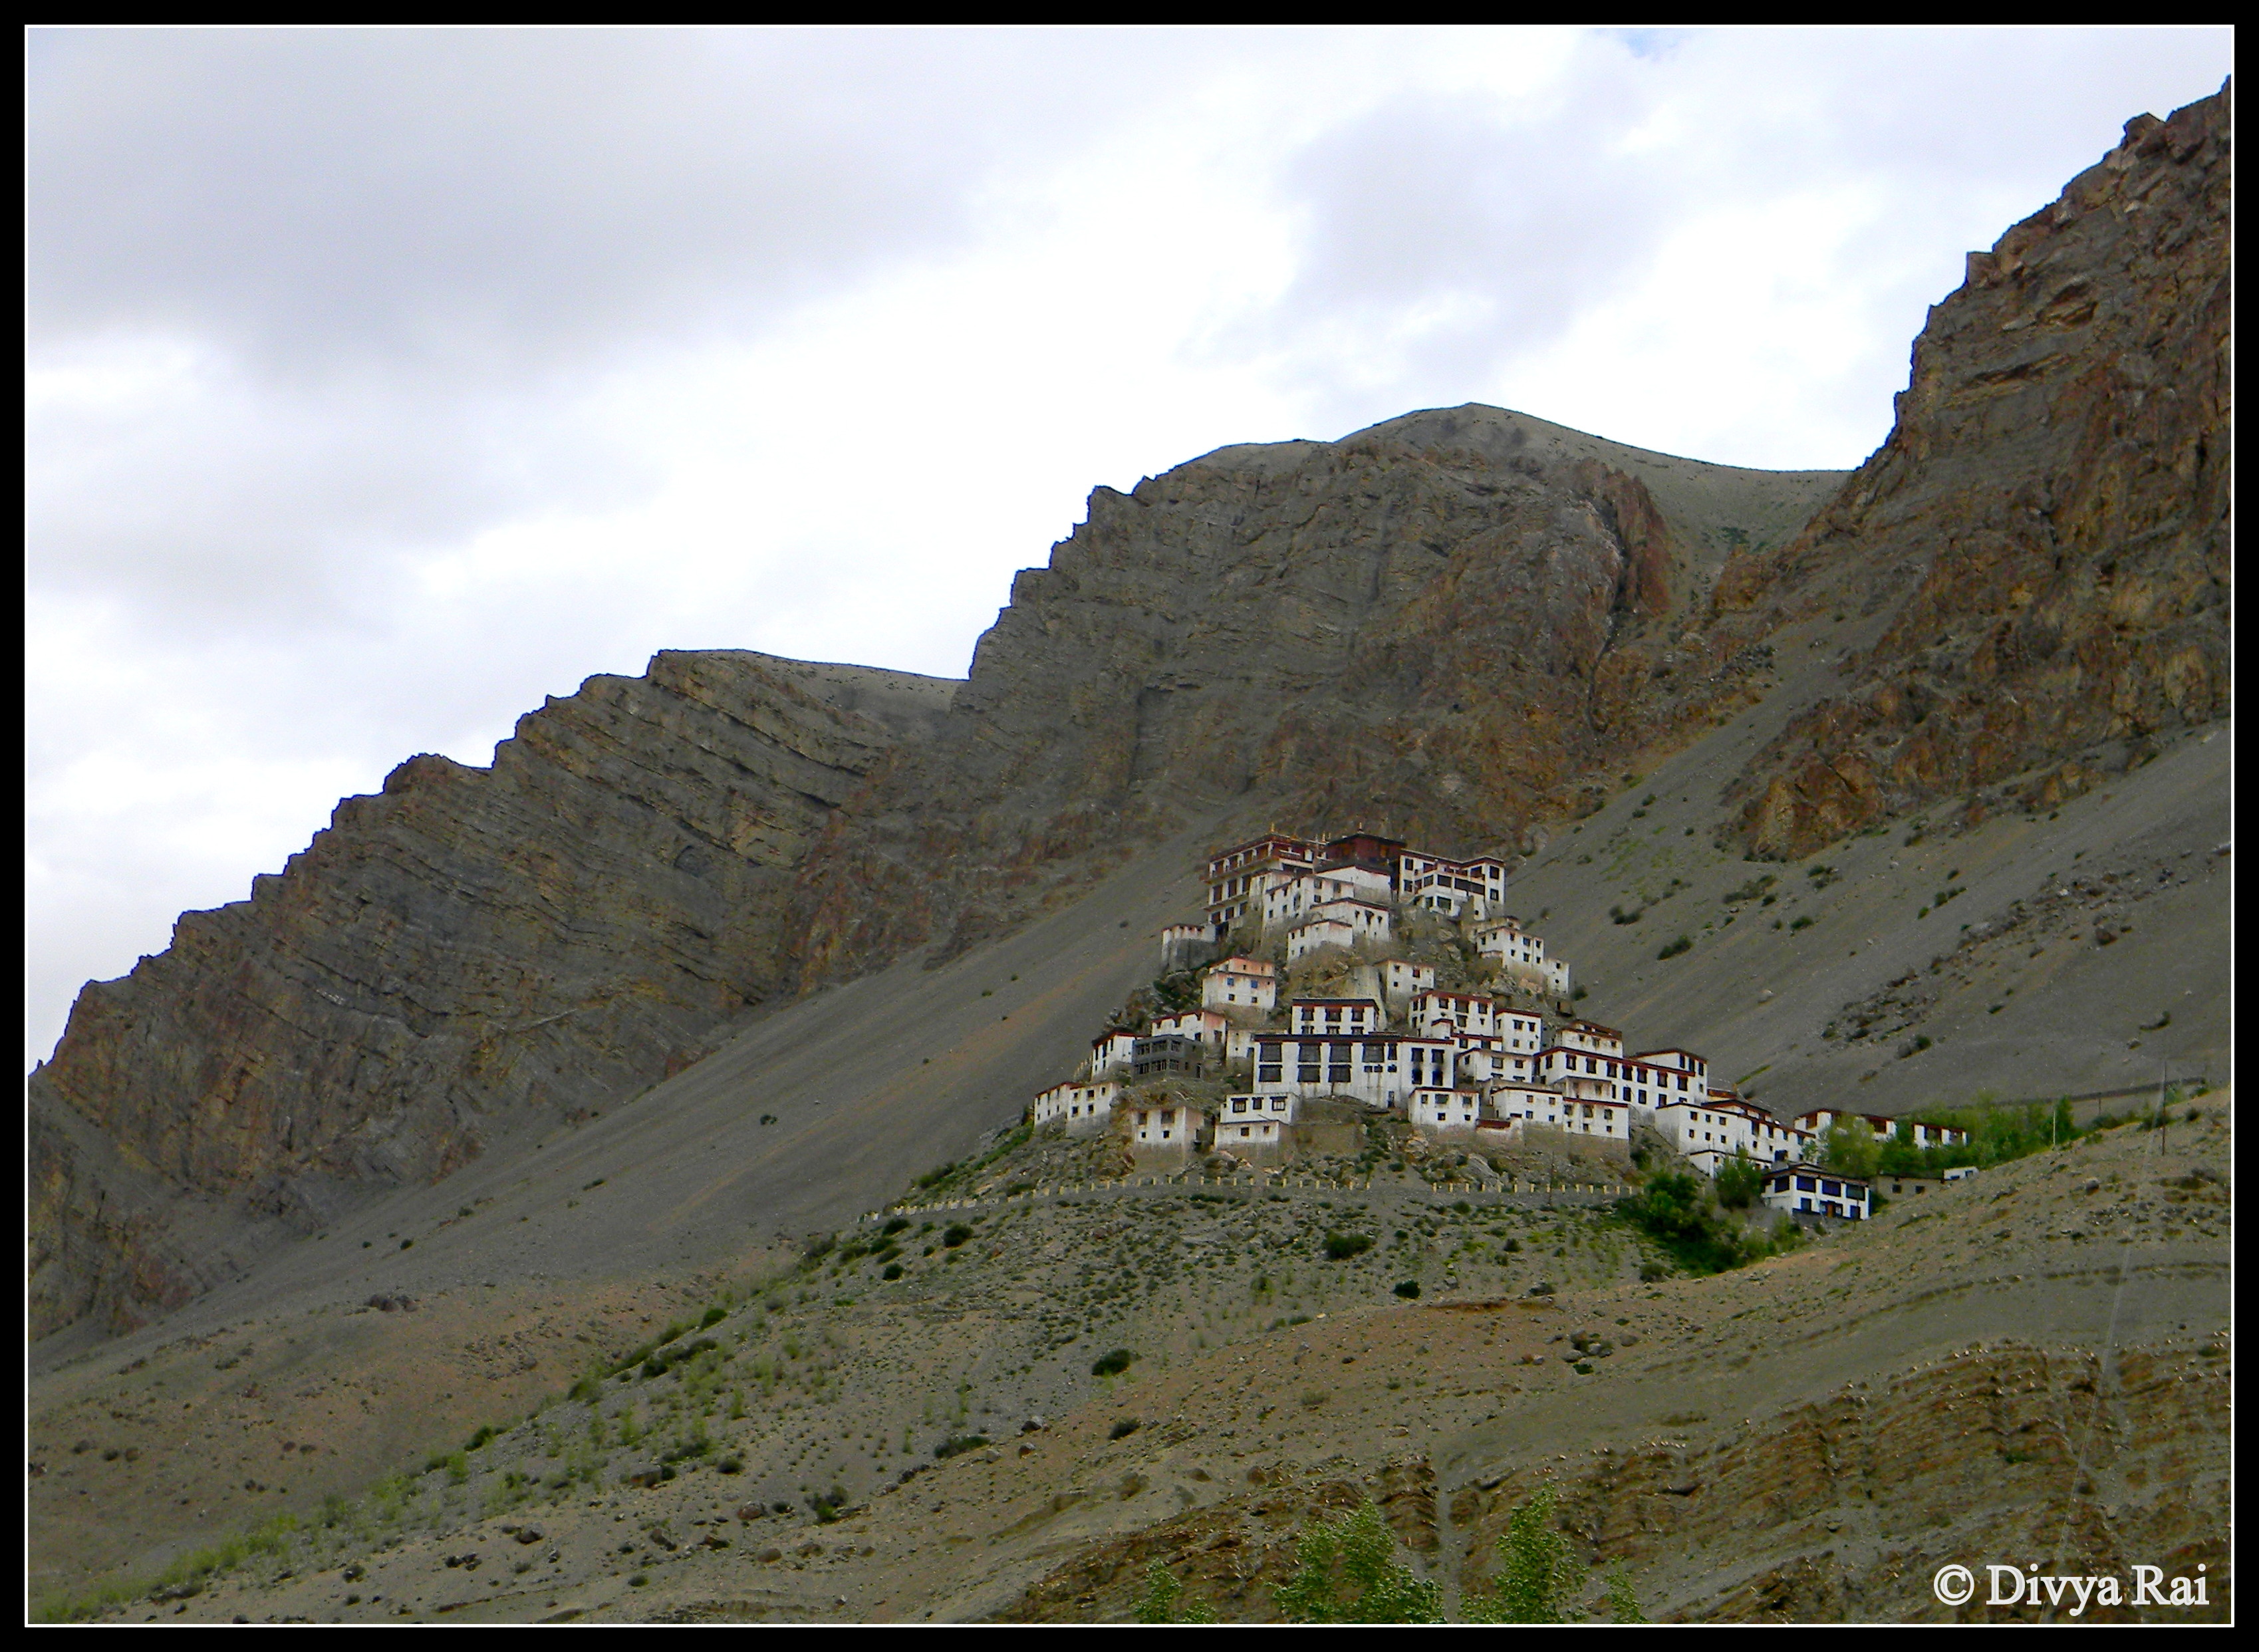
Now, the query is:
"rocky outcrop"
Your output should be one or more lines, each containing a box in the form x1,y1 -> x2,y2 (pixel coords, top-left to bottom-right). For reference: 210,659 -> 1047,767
793,409 -> 1843,984
1720,83 -> 2230,860
29,651 -> 954,1336
35,86 -> 2230,1345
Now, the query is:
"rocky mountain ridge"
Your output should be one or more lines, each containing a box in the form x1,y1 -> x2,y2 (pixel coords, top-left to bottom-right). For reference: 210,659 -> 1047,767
27,82 -> 2230,1347
1716,87 -> 2230,858
31,652 -> 954,1337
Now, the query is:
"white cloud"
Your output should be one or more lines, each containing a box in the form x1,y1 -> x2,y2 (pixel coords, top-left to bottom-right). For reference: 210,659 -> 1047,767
24,25 -> 2232,1067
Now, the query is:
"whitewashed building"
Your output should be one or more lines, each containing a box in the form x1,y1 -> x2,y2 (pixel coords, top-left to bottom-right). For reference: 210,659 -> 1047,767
1250,1033 -> 1455,1110
1475,918 -> 1571,994
1150,1008 -> 1232,1059
1792,1110 -> 1967,1149
1491,1082 -> 1628,1142
1290,997 -> 1383,1037
1129,1101 -> 1208,1153
1398,852 -> 1510,917
1285,899 -> 1393,961
1159,922 -> 1222,969
1203,833 -> 1322,932
1411,989 -> 1497,1037
1032,1079 -> 1123,1135
1263,868 -> 1394,935
1214,1091 -> 1297,1153
1762,1163 -> 1870,1220
1202,956 -> 1278,1016
1649,1095 -> 1810,1170
1410,1087 -> 1485,1133
1091,1031 -> 1138,1079
1377,958 -> 1438,1010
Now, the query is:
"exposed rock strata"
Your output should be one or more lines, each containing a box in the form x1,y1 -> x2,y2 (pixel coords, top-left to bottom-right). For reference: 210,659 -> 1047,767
30,86 -> 2230,1347
1719,84 -> 2230,859
30,652 -> 954,1336
793,411 -> 1841,984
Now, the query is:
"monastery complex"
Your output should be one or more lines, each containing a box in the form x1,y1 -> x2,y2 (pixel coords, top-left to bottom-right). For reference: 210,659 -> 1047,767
1033,831 -> 1965,1222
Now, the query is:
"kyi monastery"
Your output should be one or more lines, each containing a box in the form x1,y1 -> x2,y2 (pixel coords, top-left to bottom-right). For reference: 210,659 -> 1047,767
1031,831 -> 1964,1222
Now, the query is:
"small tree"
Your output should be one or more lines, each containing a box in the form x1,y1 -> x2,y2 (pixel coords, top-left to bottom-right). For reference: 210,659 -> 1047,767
1819,1123 -> 1879,1179
1714,1151 -> 1764,1210
1134,1560 -> 1216,1623
1464,1484 -> 1584,1622
1275,1499 -> 1442,1623
1603,1562 -> 1647,1623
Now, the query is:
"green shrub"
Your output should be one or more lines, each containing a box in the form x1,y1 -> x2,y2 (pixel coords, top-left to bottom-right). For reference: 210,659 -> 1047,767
1657,936 -> 1692,960
1323,1232 -> 1375,1261
1393,1280 -> 1422,1299
1275,1498 -> 1441,1623
1091,1348 -> 1135,1377
942,1224 -> 974,1248
1714,1156 -> 1766,1210
700,1306 -> 727,1329
1464,1486 -> 1592,1622
1109,1417 -> 1140,1441
932,1436 -> 989,1460
881,1263 -> 904,1281
1615,1173 -> 1786,1276
1135,1560 -> 1218,1624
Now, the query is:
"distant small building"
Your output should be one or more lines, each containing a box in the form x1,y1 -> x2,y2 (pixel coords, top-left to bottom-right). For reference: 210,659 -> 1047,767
1412,989 -> 1498,1037
1554,1020 -> 1626,1059
1474,918 -> 1569,994
1289,998 -> 1383,1037
1130,1034 -> 1206,1080
1091,1030 -> 1139,1079
1160,922 -> 1220,970
1398,851 -> 1509,918
1284,898 -> 1393,961
1214,1091 -> 1297,1153
1032,1079 -> 1122,1136
1202,956 -> 1278,1016
1150,1008 -> 1231,1060
1650,1095 -> 1809,1170
1203,833 -> 1322,932
1761,1163 -> 1869,1220
1129,1101 -> 1208,1153
1410,1087 -> 1485,1133
1377,958 -> 1437,1010
1263,869 -> 1394,935
1793,1109 -> 1969,1150
1876,1172 -> 1945,1199
1486,1082 -> 1627,1141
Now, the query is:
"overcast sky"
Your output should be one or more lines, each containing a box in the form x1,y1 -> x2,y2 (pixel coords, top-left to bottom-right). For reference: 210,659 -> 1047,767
25,26 -> 2232,1068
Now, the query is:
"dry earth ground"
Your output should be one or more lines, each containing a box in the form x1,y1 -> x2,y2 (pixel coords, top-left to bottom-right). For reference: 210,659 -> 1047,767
78,1094 -> 2228,1624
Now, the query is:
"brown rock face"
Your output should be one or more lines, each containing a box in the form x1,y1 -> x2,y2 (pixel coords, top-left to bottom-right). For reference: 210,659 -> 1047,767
793,408 -> 1841,984
29,651 -> 954,1337
33,86 -> 2229,1347
1721,84 -> 2230,861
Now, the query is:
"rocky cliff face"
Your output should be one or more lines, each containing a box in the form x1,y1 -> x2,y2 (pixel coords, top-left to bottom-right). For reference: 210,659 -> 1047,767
32,85 -> 2230,1346
29,651 -> 954,1337
1717,84 -> 2230,859
792,410 -> 1843,982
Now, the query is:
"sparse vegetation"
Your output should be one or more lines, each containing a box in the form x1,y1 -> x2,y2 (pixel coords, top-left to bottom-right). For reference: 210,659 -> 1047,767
1463,1485 -> 1587,1622
1135,1560 -> 1217,1623
1615,1172 -> 1798,1275
1275,1498 -> 1441,1623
